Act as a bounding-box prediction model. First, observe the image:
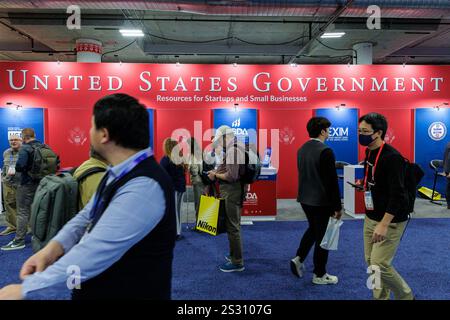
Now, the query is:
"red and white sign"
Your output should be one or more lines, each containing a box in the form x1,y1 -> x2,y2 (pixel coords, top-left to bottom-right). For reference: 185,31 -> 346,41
0,62 -> 448,198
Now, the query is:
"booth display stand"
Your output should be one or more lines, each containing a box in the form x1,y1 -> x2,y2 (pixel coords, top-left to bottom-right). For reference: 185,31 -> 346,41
343,165 -> 366,219
242,167 -> 277,224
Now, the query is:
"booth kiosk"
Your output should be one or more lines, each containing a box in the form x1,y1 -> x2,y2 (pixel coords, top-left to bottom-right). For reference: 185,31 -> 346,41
242,166 -> 277,223
343,165 -> 366,219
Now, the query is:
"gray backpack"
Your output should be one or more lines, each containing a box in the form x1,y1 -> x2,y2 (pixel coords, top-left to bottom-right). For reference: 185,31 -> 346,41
30,173 -> 78,253
30,167 -> 106,253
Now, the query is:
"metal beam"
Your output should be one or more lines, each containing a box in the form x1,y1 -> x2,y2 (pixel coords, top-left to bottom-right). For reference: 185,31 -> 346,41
389,47 -> 450,57
143,43 -> 300,56
288,0 -> 355,64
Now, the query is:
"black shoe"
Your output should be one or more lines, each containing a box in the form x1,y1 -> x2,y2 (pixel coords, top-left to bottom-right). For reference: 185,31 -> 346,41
176,234 -> 184,241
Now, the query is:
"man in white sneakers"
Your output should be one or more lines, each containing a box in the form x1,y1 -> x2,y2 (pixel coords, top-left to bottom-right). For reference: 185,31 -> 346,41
291,117 -> 342,285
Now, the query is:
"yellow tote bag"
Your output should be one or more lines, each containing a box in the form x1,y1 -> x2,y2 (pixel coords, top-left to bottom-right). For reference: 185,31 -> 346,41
196,195 -> 226,236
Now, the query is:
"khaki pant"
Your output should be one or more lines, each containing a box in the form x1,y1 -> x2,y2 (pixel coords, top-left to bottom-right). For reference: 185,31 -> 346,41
364,217 -> 414,300
2,182 -> 17,229
220,182 -> 243,265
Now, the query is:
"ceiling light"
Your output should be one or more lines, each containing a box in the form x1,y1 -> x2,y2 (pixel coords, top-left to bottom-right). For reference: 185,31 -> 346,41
119,29 -> 144,37
321,32 -> 346,39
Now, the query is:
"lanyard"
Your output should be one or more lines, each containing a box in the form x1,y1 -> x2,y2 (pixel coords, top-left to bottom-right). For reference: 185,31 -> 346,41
364,142 -> 385,189
89,149 -> 153,221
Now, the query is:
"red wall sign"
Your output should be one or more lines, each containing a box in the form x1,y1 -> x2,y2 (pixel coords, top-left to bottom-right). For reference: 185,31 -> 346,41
0,62 -> 448,198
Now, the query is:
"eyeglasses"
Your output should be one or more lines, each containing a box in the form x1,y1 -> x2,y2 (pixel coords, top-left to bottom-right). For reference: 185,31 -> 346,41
358,129 -> 374,134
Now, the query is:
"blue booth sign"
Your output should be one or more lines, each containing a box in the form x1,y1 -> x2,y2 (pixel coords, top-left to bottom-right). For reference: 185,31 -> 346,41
415,108 -> 450,195
315,108 -> 359,198
213,109 -> 257,145
0,108 -> 45,168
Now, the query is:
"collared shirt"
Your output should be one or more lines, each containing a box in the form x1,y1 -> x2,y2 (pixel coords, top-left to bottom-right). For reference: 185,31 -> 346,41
2,148 -> 20,186
215,141 -> 244,183
21,147 -> 166,297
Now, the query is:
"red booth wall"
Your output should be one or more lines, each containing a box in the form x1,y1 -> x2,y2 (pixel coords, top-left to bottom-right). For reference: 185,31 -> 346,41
0,62 -> 448,198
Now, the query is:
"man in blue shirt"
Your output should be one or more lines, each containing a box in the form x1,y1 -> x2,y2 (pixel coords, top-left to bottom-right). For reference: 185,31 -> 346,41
0,93 -> 176,300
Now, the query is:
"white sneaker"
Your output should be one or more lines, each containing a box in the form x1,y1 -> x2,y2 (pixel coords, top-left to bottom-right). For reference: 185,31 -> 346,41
290,256 -> 305,278
312,273 -> 339,285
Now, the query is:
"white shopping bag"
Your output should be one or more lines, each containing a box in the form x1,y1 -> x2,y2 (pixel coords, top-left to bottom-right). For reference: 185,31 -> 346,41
320,217 -> 344,251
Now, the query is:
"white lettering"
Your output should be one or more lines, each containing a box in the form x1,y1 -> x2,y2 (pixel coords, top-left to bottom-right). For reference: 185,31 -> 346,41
174,77 -> 188,92
431,77 -> 444,92
7,69 -> 27,90
88,76 -> 101,91
277,77 -> 292,92
227,77 -> 237,92
316,78 -> 327,92
351,78 -> 365,92
157,76 -> 170,91
32,75 -> 49,90
68,75 -> 83,90
108,76 -> 122,91
191,77 -> 204,91
210,77 -> 221,92
139,71 -> 151,91
371,77 -> 388,92
55,75 -> 63,90
253,72 -> 270,92
296,78 -> 311,91
411,78 -> 425,92
333,78 -> 345,92
394,77 -> 406,91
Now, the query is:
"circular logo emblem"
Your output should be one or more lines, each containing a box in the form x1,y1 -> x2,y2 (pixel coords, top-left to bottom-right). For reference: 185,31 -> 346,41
428,122 -> 447,141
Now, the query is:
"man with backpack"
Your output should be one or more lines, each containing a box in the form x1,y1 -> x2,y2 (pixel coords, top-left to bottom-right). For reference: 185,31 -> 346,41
1,128 -> 58,251
73,147 -> 108,209
207,125 -> 247,273
358,113 -> 414,300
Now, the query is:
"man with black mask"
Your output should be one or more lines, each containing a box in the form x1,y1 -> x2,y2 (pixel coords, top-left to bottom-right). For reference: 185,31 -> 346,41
358,113 -> 414,300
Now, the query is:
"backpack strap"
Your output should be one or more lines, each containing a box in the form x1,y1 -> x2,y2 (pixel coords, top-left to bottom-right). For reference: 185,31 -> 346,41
76,167 -> 107,183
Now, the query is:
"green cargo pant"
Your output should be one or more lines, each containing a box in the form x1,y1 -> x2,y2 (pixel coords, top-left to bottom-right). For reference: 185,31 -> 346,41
220,182 -> 244,266
2,182 -> 17,230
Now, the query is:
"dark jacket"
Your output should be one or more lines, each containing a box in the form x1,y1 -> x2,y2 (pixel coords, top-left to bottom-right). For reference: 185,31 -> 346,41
297,139 -> 342,211
444,142 -> 450,174
363,143 -> 409,223
15,140 -> 41,185
160,155 -> 186,193
71,156 -> 176,300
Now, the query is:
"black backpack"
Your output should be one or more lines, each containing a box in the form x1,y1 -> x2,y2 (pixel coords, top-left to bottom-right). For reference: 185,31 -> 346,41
403,158 -> 425,214
239,147 -> 262,184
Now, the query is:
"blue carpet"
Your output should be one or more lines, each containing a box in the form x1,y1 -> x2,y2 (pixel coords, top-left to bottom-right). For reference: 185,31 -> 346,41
0,218 -> 449,300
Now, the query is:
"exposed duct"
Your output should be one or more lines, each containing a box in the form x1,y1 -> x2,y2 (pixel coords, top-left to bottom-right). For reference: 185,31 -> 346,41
0,1 -> 449,19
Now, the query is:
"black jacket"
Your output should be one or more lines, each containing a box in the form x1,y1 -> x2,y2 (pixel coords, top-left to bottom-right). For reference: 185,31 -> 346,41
297,139 -> 342,211
364,143 -> 409,223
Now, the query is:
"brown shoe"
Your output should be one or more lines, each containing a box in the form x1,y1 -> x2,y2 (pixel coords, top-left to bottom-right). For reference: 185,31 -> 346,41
0,227 -> 16,236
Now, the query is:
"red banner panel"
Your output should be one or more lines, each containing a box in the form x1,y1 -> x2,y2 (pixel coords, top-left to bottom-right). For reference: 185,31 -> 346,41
260,109 -> 312,199
47,108 -> 92,168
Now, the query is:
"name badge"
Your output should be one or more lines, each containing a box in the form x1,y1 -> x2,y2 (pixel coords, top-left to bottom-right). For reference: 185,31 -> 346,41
7,167 -> 16,176
364,191 -> 374,210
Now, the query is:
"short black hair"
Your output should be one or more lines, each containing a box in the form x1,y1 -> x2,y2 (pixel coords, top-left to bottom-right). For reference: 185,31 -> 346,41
307,117 -> 331,138
359,113 -> 388,139
93,93 -> 149,150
